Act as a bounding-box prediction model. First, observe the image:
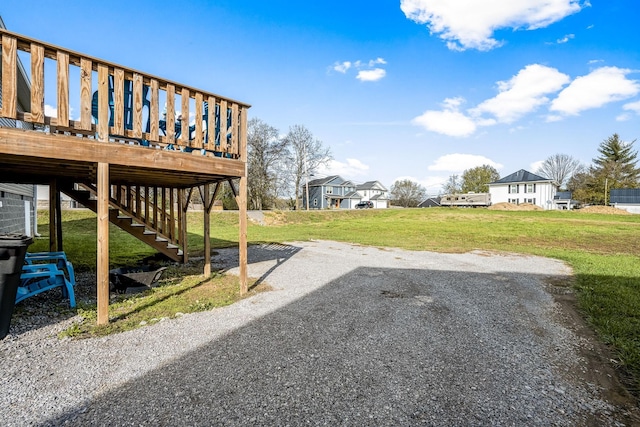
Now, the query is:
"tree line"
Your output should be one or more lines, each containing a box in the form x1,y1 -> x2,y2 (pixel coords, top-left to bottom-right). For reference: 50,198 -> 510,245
390,133 -> 640,207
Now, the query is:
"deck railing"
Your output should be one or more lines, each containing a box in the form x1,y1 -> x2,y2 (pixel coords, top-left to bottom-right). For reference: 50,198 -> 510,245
0,28 -> 249,159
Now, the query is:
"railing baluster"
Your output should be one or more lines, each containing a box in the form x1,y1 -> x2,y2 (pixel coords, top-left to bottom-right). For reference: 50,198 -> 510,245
165,84 -> 175,141
194,92 -> 203,149
133,72 -> 143,139
29,43 -> 45,123
231,103 -> 239,157
56,51 -> 69,127
180,88 -> 189,147
1,34 -> 17,119
219,99 -> 228,153
113,68 -> 125,136
207,96 -> 215,153
149,79 -> 159,140
97,64 -> 109,142
79,58 -> 92,130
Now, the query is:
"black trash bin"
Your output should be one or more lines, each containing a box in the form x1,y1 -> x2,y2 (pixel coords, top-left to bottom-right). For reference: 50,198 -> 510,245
0,234 -> 33,340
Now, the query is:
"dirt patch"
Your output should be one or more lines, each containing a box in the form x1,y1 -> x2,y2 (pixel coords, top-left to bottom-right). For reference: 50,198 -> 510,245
488,202 -> 543,211
544,277 -> 640,424
578,206 -> 632,215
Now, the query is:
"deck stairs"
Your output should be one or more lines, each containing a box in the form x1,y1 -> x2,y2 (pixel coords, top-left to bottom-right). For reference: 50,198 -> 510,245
60,182 -> 184,262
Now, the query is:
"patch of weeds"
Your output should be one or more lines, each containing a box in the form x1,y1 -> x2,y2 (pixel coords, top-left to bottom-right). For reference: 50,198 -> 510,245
59,272 -> 269,339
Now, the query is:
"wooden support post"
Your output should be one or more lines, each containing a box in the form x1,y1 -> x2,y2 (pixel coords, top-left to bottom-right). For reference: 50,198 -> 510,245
96,162 -> 110,325
182,189 -> 189,264
48,180 -> 58,252
238,176 -> 248,295
203,184 -> 211,277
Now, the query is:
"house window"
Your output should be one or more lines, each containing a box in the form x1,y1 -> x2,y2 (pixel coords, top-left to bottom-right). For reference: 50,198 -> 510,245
526,183 -> 536,193
325,187 -> 333,194
508,184 -> 519,194
313,198 -> 318,207
508,198 -> 519,204
525,198 -> 536,204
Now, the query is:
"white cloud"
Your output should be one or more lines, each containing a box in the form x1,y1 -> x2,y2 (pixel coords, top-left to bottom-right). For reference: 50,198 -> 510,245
427,153 -> 503,172
331,58 -> 388,81
412,97 -> 476,137
44,105 -> 57,117
530,160 -> 545,172
356,68 -> 386,82
623,100 -> 640,114
318,158 -> 369,178
550,66 -> 640,116
556,34 -> 575,44
471,64 -> 570,123
400,0 -> 584,51
333,61 -> 352,73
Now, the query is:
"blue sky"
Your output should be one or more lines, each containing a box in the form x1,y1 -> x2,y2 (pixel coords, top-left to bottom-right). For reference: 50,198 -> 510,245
2,1 -> 639,193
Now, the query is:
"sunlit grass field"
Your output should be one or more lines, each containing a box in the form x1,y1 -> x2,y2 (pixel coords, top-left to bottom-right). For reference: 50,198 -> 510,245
30,207 -> 640,394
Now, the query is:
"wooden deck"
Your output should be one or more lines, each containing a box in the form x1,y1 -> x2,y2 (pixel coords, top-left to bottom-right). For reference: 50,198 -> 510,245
0,28 -> 249,324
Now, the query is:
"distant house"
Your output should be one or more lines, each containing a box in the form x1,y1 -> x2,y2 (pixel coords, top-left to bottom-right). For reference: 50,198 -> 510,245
610,189 -> 640,214
356,181 -> 389,209
0,16 -> 37,236
488,169 -> 558,210
553,191 -> 580,210
418,197 -> 441,208
302,175 -> 389,209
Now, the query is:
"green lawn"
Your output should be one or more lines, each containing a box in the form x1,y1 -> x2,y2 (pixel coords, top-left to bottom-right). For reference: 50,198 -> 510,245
30,207 -> 640,394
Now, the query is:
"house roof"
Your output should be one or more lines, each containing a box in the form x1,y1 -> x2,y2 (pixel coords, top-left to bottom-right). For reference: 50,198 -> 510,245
357,180 -> 388,191
554,191 -> 573,200
308,175 -> 341,186
369,193 -> 387,200
610,188 -> 640,204
489,169 -> 555,185
418,197 -> 441,207
344,191 -> 362,199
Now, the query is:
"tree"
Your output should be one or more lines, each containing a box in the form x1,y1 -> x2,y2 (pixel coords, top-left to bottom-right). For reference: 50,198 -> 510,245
461,165 -> 500,193
535,154 -> 583,189
247,118 -> 288,210
569,134 -> 639,204
390,179 -> 426,207
283,125 -> 332,210
441,174 -> 461,195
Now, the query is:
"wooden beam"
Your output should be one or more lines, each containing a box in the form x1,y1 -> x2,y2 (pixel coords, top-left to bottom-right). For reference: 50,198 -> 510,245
0,128 -> 246,178
203,183 -> 211,277
238,175 -> 248,295
96,162 -> 110,325
180,189 -> 189,264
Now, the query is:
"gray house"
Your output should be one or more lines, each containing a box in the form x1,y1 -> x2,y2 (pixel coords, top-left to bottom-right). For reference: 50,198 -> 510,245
303,176 -> 361,209
610,189 -> 640,214
0,16 -> 37,236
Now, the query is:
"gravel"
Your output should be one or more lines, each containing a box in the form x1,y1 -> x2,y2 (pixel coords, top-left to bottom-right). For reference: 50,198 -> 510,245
0,240 -> 634,426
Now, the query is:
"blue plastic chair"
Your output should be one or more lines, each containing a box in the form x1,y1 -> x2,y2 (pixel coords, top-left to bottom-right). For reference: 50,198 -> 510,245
18,254 -> 76,307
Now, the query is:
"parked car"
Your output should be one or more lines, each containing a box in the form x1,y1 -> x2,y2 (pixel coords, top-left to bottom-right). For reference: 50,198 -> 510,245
355,201 -> 373,209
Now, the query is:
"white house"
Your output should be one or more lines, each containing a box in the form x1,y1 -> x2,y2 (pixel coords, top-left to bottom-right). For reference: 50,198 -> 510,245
356,181 -> 389,209
488,169 -> 558,210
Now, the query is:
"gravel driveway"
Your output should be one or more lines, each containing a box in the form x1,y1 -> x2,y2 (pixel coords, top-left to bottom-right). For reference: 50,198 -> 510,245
0,240 -> 636,426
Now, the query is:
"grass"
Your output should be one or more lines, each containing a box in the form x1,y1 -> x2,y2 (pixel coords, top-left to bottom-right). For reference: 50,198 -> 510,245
31,207 -> 640,394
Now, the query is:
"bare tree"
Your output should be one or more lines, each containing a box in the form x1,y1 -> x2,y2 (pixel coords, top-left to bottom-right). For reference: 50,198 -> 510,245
247,118 -> 288,210
441,174 -> 461,195
535,154 -> 583,188
283,125 -> 332,210
390,179 -> 426,207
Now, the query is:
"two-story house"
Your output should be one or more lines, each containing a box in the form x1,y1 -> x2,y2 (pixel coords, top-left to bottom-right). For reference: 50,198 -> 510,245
488,169 -> 558,210
302,176 -> 389,209
356,181 -> 389,209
